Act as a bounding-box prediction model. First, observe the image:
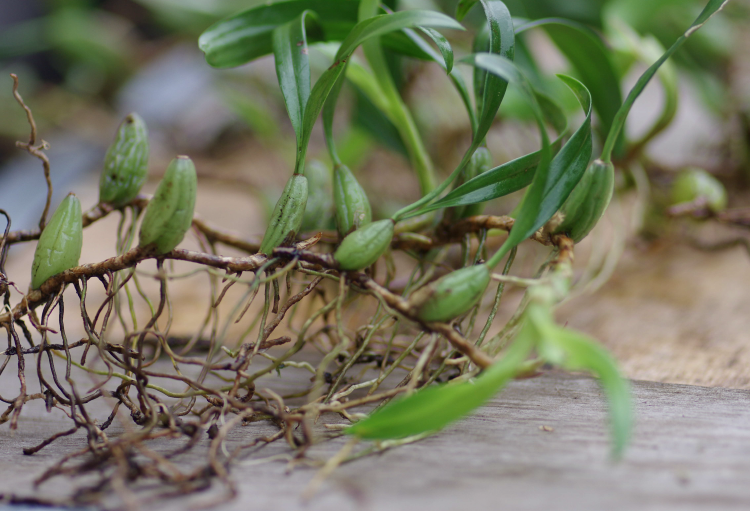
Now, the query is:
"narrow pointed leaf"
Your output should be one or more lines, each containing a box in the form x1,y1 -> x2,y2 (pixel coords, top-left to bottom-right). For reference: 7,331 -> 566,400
415,90 -> 568,214
418,27 -> 454,72
380,30 -> 437,60
540,326 -> 632,458
516,18 -> 622,148
315,43 -> 406,156
199,0 -> 457,69
392,1 -> 514,220
401,28 -> 476,133
518,74 -> 592,230
456,0 -> 480,21
381,29 -> 465,64
601,0 -> 730,161
397,28 -> 550,222
474,1 -> 515,146
273,11 -> 320,143
293,10 -> 462,173
322,68 -> 347,166
613,27 -> 678,151
347,327 -> 534,439
416,142 -> 556,213
336,11 -> 462,59
458,53 -> 553,228
472,21 -> 490,116
316,44 -> 393,117
199,0 -> 358,68
469,62 -> 591,265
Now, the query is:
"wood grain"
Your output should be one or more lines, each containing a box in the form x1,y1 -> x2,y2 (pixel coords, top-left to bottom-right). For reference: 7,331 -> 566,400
0,371 -> 748,510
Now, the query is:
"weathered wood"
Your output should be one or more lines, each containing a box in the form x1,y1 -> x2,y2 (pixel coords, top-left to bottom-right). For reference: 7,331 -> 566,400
0,371 -> 748,510
561,237 -> 750,389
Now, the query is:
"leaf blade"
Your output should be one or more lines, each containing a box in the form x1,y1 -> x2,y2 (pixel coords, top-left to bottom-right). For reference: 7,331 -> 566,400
517,18 -> 623,153
347,326 -> 534,440
601,0 -> 730,161
473,66 -> 592,266
456,0 -> 480,21
414,90 -> 568,214
456,53 -> 553,257
541,326 -> 633,458
295,10 -> 463,174
400,27 -> 477,133
199,1 -> 461,69
336,10 -> 463,59
273,11 -> 319,144
390,2 -> 515,220
199,0 -> 358,69
418,27 -> 454,73
474,0 -> 515,146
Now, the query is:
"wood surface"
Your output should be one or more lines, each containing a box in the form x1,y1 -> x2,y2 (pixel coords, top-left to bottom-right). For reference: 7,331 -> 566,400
0,371 -> 748,510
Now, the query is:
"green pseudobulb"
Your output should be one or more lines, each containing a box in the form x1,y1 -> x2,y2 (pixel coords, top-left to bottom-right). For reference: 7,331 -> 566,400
670,167 -> 727,213
334,164 -> 371,236
138,156 -> 197,254
554,159 -> 615,243
301,160 -> 334,232
260,174 -> 308,255
411,264 -> 491,323
99,113 -> 149,208
334,219 -> 394,271
31,193 -> 83,289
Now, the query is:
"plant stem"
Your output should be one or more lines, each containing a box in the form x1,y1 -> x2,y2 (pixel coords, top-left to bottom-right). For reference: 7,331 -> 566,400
359,0 -> 436,195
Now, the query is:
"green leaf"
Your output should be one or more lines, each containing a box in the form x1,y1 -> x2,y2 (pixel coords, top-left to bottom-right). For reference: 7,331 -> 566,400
293,10 -> 462,174
198,0 -> 455,70
336,11 -> 462,64
416,143 -> 553,214
538,326 -> 633,458
456,0 -> 480,21
418,27 -> 454,73
347,324 -> 535,440
390,1 -> 514,221
398,28 -> 476,134
692,0 -> 730,27
608,22 -> 678,152
516,18 -> 623,152
519,75 -> 592,228
322,68 -> 347,166
474,1 -> 515,146
316,44 -> 393,117
315,43 -> 407,157
399,28 -> 452,73
479,69 -> 592,268
380,30 -> 436,60
199,0 -> 358,69
273,11 -> 321,146
414,90 -> 567,214
454,53 -> 553,253
601,0 -> 730,162
472,20 -> 490,116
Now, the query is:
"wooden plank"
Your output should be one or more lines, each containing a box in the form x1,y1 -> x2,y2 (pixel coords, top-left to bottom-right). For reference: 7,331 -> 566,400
1,372 -> 749,510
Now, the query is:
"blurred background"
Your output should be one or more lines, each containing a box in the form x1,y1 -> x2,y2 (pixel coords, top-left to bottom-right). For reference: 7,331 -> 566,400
1,0 -> 746,228
2,0 -> 750,387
